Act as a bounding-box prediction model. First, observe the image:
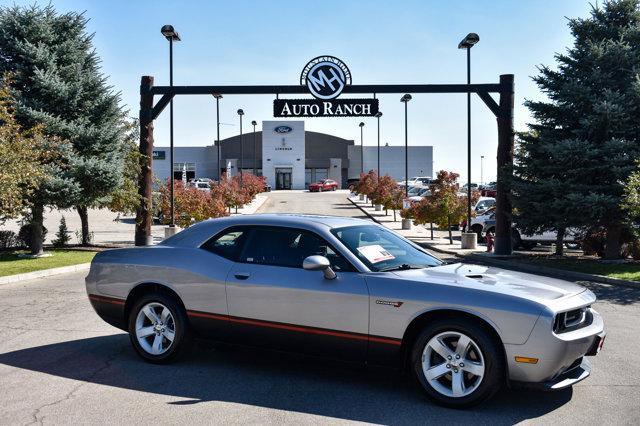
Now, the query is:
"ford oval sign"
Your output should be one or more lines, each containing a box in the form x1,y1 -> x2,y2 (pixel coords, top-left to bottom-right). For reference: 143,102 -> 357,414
274,125 -> 293,134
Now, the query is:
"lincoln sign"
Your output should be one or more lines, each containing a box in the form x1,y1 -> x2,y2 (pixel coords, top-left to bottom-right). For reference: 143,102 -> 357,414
273,56 -> 379,117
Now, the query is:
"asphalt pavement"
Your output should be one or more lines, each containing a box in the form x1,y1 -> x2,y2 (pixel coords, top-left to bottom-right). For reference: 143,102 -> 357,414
0,191 -> 638,425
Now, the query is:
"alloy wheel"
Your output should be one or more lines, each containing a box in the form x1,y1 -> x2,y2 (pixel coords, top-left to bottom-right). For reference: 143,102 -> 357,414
421,331 -> 485,398
135,302 -> 176,355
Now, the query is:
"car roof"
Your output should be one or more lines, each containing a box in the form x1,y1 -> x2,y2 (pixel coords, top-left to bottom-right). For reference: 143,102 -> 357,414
161,214 -> 374,248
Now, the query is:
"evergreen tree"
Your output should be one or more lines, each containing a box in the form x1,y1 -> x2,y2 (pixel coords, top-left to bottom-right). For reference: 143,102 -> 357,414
0,4 -> 126,250
514,0 -> 640,259
52,216 -> 71,247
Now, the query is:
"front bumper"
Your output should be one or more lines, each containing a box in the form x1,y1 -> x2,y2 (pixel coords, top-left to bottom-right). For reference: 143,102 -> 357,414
504,306 -> 605,385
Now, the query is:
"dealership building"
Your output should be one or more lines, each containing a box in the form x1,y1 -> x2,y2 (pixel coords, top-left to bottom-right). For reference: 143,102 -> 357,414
152,120 -> 433,190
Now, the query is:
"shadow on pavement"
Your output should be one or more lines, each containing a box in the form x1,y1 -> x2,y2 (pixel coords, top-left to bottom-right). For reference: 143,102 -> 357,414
0,334 -> 573,424
581,281 -> 640,305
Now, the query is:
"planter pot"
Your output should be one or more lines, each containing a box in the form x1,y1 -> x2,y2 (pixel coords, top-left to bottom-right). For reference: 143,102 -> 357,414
164,225 -> 182,240
359,194 -> 365,201
401,218 -> 412,230
461,232 -> 478,249
374,204 -> 383,211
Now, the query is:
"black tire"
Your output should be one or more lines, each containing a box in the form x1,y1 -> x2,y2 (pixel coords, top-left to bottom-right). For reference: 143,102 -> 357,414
411,318 -> 504,408
511,229 -> 522,250
128,292 -> 192,364
471,225 -> 484,243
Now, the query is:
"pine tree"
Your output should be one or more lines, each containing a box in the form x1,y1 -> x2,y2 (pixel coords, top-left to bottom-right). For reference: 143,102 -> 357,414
0,4 -> 127,250
514,0 -> 640,259
52,216 -> 71,248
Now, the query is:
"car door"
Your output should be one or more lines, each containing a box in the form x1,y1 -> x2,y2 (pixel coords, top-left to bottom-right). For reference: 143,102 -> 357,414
226,225 -> 369,361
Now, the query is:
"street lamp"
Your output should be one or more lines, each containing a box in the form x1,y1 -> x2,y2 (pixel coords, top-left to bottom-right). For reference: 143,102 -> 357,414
481,155 -> 485,187
213,94 -> 223,180
401,94 -> 412,197
458,32 -> 480,233
251,120 -> 257,175
375,111 -> 383,176
160,25 -> 180,229
358,122 -> 365,175
237,109 -> 244,185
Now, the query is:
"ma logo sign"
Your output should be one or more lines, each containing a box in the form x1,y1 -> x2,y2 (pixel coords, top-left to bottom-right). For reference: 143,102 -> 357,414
300,56 -> 351,100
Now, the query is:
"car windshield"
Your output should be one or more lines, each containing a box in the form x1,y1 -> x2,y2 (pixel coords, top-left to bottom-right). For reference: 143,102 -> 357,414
331,225 -> 442,272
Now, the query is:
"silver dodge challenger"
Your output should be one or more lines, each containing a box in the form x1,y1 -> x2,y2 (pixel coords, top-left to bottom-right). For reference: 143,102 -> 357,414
86,214 -> 605,407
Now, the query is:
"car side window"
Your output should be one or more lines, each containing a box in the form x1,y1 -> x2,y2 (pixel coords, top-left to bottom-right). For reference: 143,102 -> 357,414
239,226 -> 355,271
201,227 -> 248,261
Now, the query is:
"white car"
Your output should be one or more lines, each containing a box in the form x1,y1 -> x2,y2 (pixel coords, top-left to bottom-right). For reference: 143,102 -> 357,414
399,177 -> 433,187
474,197 -> 495,212
481,216 -> 578,250
408,187 -> 431,203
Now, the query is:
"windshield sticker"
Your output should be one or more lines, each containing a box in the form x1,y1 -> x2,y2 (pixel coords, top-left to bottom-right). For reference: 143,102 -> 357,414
357,245 -> 395,263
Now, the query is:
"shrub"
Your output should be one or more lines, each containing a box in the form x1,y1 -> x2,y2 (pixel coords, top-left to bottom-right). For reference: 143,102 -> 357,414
160,180 -> 228,227
370,174 -> 396,206
18,223 -> 47,248
355,170 -> 377,197
0,230 -> 18,248
52,216 -> 71,247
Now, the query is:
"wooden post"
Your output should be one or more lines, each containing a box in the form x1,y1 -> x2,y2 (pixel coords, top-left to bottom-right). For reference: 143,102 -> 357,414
135,76 -> 155,246
494,74 -> 514,256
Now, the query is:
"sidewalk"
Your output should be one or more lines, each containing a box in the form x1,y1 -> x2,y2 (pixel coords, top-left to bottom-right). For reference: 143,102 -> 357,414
347,195 -> 485,256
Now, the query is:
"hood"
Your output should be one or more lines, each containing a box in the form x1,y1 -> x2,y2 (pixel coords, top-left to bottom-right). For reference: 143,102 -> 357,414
393,262 -> 585,303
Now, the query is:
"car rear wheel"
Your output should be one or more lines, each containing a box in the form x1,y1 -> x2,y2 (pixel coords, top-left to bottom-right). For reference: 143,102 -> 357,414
411,318 -> 503,408
128,292 -> 191,364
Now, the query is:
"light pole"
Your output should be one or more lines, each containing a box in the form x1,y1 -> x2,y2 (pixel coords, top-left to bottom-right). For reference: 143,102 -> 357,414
237,109 -> 244,185
480,155 -> 485,187
358,122 -> 365,175
213,94 -> 223,180
160,25 -> 180,229
251,120 -> 257,175
401,94 -> 412,197
375,111 -> 382,176
458,32 -> 480,233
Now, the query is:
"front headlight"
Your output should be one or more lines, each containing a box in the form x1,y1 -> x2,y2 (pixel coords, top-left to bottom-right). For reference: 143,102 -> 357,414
553,306 -> 592,333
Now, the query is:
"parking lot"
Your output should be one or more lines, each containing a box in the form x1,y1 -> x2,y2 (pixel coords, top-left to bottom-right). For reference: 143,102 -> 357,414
1,191 -> 639,424
1,271 -> 638,425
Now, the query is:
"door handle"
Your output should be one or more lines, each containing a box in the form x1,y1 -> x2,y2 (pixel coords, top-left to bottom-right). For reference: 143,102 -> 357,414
234,272 -> 250,280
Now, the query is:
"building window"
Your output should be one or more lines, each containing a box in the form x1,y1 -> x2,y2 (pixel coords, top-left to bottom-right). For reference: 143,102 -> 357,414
174,162 -> 196,181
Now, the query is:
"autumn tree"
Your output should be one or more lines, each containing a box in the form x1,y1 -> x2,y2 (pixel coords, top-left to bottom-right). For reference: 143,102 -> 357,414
410,171 -> 478,244
0,81 -> 45,222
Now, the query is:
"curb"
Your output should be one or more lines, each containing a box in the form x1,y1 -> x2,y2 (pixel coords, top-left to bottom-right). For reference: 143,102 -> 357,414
0,263 -> 91,285
349,196 -> 640,289
348,197 -> 382,224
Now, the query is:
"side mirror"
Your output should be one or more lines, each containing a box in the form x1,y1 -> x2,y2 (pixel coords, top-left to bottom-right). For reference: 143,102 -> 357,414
303,255 -> 337,280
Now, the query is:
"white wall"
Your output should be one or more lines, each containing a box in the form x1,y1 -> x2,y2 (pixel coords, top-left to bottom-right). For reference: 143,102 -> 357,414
261,121 -> 305,189
348,145 -> 433,181
152,146 -> 218,182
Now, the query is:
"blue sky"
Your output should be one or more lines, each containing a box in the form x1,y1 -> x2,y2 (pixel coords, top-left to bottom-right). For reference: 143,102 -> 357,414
4,0 -> 593,182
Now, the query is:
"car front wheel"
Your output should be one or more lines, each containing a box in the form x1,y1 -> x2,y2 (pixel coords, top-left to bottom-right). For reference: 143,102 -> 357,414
128,292 -> 191,363
411,318 -> 503,408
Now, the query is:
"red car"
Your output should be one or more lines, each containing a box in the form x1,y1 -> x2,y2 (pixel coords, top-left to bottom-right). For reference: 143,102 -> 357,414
308,179 -> 338,192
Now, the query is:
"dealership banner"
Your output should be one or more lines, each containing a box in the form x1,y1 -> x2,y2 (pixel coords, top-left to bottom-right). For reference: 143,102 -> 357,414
274,98 -> 379,117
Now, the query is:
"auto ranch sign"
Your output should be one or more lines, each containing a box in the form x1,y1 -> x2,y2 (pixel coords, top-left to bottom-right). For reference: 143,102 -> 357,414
273,56 -> 379,118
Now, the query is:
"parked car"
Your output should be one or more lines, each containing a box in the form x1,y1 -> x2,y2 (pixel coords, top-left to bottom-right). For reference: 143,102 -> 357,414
408,187 -> 431,203
474,197 -> 495,213
399,176 -> 433,187
87,214 -> 605,408
461,206 -> 495,240
461,183 -> 479,192
480,182 -> 497,197
308,179 -> 338,192
481,217 -> 578,250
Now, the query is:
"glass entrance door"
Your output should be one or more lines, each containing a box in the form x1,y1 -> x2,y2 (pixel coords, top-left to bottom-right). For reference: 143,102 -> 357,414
275,168 -> 292,190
